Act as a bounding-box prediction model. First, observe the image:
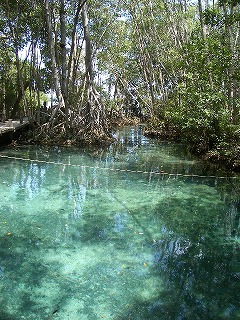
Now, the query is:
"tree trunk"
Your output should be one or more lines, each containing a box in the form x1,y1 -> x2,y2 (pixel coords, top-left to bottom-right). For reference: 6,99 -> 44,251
67,0 -> 86,96
197,0 -> 213,90
11,81 -> 30,119
6,0 -> 28,119
60,0 -> 68,130
222,2 -> 239,123
1,73 -> 6,122
45,0 -> 66,125
81,3 -> 108,138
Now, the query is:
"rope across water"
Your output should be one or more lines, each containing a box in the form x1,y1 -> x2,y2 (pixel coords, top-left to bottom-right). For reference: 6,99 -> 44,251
0,154 -> 238,180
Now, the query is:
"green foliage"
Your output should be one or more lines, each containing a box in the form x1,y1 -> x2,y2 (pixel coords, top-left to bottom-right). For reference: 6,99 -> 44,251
147,0 -> 240,163
0,0 -> 239,166
219,0 -> 240,7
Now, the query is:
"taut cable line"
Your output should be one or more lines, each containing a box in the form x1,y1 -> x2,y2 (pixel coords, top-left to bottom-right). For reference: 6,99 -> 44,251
0,154 -> 238,180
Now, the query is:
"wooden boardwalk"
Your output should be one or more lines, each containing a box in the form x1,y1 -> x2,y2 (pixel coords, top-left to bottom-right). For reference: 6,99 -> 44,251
0,118 -> 29,144
0,118 -> 29,135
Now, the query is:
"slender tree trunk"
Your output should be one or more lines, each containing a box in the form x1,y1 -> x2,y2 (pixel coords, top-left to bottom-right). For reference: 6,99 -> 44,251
60,0 -> 68,130
34,43 -> 42,125
198,0 -> 206,39
82,3 -> 93,86
1,72 -> 6,122
11,80 -> 30,118
81,3 -> 108,137
6,0 -> 28,119
67,0 -> 86,95
197,0 -> 213,90
222,2 -> 239,123
45,0 -> 66,125
81,2 -> 93,120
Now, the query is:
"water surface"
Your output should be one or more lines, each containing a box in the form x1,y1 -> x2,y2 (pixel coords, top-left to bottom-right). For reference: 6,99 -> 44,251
0,126 -> 239,319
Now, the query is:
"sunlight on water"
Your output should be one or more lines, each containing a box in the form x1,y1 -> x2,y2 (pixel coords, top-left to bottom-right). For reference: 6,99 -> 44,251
0,126 -> 239,319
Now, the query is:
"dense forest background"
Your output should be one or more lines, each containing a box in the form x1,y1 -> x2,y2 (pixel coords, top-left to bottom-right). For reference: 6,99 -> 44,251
0,0 -> 239,169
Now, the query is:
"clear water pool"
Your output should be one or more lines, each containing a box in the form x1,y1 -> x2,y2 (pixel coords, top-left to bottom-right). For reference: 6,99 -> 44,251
0,126 -> 239,319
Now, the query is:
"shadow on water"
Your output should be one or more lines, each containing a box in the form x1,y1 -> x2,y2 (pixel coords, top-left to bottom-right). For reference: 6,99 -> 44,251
114,193 -> 240,320
0,235 -> 52,319
114,240 -> 240,320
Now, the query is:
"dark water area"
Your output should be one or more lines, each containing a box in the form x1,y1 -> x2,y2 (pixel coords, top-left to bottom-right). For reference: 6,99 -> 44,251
0,126 -> 239,319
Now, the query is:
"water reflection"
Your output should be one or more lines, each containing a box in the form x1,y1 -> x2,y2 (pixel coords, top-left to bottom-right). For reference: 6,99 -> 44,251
114,202 -> 240,318
150,231 -> 240,319
0,126 -> 239,319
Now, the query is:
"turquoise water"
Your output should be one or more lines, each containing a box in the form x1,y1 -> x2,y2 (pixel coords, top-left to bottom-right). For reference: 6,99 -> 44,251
0,126 -> 239,320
